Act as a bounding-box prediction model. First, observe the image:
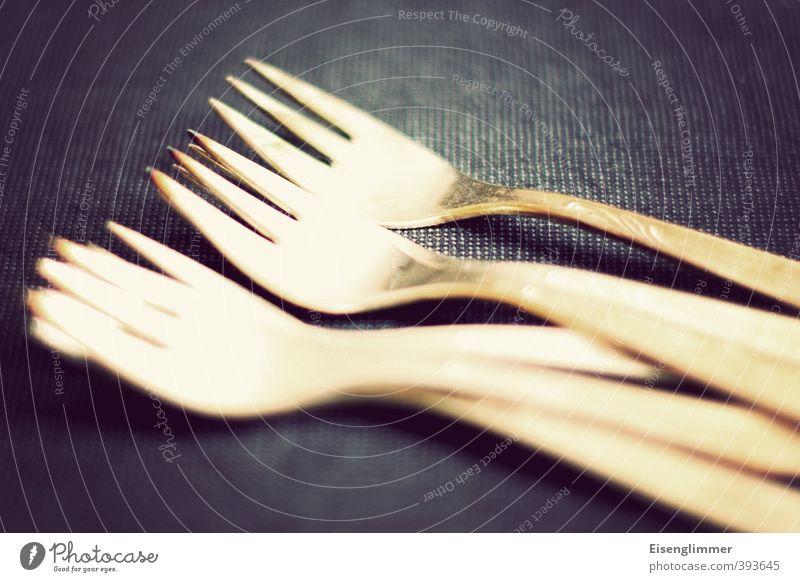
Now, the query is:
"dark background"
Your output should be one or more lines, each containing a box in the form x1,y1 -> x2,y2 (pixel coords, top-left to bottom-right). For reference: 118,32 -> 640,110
1,0 -> 798,532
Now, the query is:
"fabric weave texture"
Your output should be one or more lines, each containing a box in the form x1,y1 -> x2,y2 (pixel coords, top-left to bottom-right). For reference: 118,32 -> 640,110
0,0 -> 798,532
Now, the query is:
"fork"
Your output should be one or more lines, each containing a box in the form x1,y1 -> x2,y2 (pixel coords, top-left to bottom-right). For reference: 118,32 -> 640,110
207,59 -> 800,308
28,229 -> 800,531
155,150 -> 800,420
34,231 -> 800,476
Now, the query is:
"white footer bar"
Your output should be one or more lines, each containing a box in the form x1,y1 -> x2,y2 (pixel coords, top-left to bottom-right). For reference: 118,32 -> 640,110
1,533 -> 797,580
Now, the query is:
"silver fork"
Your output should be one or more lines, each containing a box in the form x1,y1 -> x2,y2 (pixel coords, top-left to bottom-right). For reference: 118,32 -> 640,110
155,149 -> 800,421
208,59 -> 800,308
27,228 -> 800,532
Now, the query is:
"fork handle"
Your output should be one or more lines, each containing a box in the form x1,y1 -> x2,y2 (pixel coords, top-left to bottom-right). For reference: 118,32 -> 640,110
346,335 -> 800,476
439,366 -> 800,477
503,188 -> 800,307
469,259 -> 800,420
412,391 -> 800,532
368,325 -> 655,380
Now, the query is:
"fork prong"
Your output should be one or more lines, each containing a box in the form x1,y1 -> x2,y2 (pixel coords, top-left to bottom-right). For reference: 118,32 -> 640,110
186,143 -> 242,183
172,163 -> 207,192
168,147 -> 297,239
106,218 -> 236,292
30,316 -> 86,359
145,170 -> 284,290
53,238 -> 188,315
38,257 -> 176,346
209,98 -> 332,191
226,75 -> 348,157
187,131 -> 318,219
245,59 -> 372,136
28,288 -> 165,383
172,160 -> 253,214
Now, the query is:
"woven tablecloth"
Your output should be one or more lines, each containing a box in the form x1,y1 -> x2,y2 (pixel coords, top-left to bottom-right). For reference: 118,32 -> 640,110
1,0 -> 798,532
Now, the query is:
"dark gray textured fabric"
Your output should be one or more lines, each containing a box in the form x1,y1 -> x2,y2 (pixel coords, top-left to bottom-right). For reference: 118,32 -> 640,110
1,0 -> 798,532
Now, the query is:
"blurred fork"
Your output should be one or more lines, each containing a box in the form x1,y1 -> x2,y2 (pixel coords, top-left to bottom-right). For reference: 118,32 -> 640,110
156,149 -> 800,420
27,229 -> 800,531
31,230 -> 664,420
209,59 -> 800,308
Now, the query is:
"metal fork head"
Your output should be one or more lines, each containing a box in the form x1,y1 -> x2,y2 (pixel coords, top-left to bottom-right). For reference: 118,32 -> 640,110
158,149 -> 471,314
28,229 -> 341,416
212,60 -> 474,227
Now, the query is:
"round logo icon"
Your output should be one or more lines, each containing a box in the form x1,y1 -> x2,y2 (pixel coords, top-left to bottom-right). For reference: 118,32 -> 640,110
20,542 -> 45,570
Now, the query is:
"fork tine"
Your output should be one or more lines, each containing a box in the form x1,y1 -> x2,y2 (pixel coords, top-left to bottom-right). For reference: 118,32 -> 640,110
186,143 -> 243,183
168,147 -> 298,238
245,59 -> 372,136
172,162 -> 207,192
145,171 -> 284,289
38,257 -> 176,345
54,238 -> 188,315
28,288 -> 166,384
187,131 -> 318,218
181,143 -> 261,193
106,219 -> 238,291
209,98 -> 332,190
226,75 -> 348,157
30,316 -> 86,359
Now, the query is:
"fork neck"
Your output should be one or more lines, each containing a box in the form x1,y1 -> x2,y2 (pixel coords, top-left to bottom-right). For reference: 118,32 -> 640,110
504,186 -> 581,215
436,178 -> 553,218
445,180 -> 602,219
325,324 -> 595,405
424,254 -> 561,308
